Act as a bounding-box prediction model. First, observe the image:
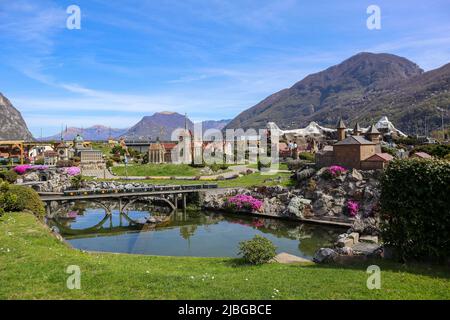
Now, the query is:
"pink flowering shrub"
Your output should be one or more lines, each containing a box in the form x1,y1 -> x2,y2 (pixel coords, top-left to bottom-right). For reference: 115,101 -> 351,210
66,167 -> 81,176
224,194 -> 263,212
322,165 -> 347,179
14,165 -> 32,175
14,165 -> 49,175
347,200 -> 359,217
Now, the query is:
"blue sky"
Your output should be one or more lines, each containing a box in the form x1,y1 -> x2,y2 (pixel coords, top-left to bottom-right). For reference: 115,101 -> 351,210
0,0 -> 449,137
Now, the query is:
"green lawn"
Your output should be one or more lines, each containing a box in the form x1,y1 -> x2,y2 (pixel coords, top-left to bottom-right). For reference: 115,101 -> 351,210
105,172 -> 295,188
1,212 -> 449,299
111,163 -> 202,177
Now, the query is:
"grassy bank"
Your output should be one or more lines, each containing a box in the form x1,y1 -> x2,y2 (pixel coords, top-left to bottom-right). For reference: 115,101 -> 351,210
1,212 -> 449,299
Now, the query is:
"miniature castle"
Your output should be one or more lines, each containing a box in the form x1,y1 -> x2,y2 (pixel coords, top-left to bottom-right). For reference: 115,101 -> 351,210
315,119 -> 393,170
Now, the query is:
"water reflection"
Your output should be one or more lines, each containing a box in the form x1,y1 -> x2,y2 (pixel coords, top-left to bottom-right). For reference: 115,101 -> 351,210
47,201 -> 344,259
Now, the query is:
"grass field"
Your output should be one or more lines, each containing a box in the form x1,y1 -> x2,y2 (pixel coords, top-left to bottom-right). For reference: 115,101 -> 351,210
111,163 -> 203,177
1,212 -> 449,299
106,172 -> 295,188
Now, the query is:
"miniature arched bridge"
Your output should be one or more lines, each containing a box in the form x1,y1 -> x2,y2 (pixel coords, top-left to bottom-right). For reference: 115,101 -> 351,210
39,184 -> 219,216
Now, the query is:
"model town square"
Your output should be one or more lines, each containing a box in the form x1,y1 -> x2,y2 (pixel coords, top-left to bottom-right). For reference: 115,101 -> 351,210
0,0 -> 448,310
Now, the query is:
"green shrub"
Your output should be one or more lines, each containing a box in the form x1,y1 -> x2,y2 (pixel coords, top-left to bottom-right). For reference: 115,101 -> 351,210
106,159 -> 114,168
56,160 -> 74,168
380,159 -> 450,262
412,144 -> 450,159
381,146 -> 397,157
34,158 -> 45,165
238,235 -> 277,265
6,185 -> 45,217
287,159 -> 307,171
257,157 -> 271,171
0,170 -> 18,183
298,152 -> 315,162
70,175 -> 85,189
209,163 -> 221,172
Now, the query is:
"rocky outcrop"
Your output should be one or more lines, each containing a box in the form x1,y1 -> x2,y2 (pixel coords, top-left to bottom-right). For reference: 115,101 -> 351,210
0,93 -> 34,140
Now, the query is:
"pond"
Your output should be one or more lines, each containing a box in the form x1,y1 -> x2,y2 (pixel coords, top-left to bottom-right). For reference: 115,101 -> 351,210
47,201 -> 345,259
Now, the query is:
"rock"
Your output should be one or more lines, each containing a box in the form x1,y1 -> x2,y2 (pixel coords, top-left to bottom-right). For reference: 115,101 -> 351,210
351,217 -> 379,234
296,168 -> 316,181
337,246 -> 353,255
359,235 -> 379,244
348,232 -> 359,243
337,237 -> 354,248
146,216 -> 157,223
313,248 -> 338,263
23,172 -> 39,182
349,169 -> 363,181
287,197 -> 311,218
273,252 -> 313,264
351,243 -> 381,256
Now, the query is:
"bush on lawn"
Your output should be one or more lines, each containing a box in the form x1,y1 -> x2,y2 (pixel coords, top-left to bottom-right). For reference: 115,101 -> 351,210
380,158 -> 450,262
6,185 -> 45,217
238,235 -> 277,265
287,159 -> 307,171
257,156 -> 271,171
298,152 -> 315,162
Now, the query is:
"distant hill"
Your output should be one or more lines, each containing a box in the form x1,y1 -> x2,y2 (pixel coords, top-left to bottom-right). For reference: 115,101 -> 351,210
201,119 -> 231,131
225,52 -> 450,135
123,112 -> 194,140
122,112 -> 230,140
38,115 -> 231,142
0,93 -> 34,141
39,125 -> 127,141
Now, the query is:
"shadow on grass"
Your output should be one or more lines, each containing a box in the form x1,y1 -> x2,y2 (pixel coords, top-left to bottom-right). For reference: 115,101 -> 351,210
225,256 -> 450,280
301,258 -> 450,280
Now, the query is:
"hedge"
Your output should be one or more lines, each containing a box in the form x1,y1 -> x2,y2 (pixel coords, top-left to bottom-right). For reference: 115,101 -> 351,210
380,159 -> 450,262
7,185 -> 45,217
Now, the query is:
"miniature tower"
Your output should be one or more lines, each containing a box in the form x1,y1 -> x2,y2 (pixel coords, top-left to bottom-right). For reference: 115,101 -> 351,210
366,125 -> 381,144
353,122 -> 362,136
336,118 -> 346,141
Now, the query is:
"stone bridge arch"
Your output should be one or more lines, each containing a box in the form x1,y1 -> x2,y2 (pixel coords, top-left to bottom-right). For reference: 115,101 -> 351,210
121,196 -> 176,213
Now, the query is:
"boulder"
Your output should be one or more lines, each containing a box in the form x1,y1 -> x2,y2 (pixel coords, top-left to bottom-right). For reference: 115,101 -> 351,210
313,248 -> 338,263
337,237 -> 354,248
287,197 -> 311,218
359,235 -> 379,244
349,169 -> 363,181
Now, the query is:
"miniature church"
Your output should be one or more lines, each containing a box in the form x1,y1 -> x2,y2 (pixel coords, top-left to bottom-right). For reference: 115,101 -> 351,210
316,119 -> 393,170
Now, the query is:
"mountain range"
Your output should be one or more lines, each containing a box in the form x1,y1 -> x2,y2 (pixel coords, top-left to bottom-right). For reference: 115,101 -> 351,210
121,112 -> 231,140
37,112 -> 231,141
225,52 -> 450,134
37,125 -> 128,142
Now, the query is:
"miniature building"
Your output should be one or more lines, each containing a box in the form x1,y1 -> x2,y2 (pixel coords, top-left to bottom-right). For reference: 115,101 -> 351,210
360,153 -> 394,170
148,142 -> 177,164
44,150 -> 58,166
337,118 -> 346,141
68,134 -> 105,169
55,140 -> 70,161
316,120 -> 390,170
353,123 -> 362,136
412,152 -> 432,159
148,142 -> 166,164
